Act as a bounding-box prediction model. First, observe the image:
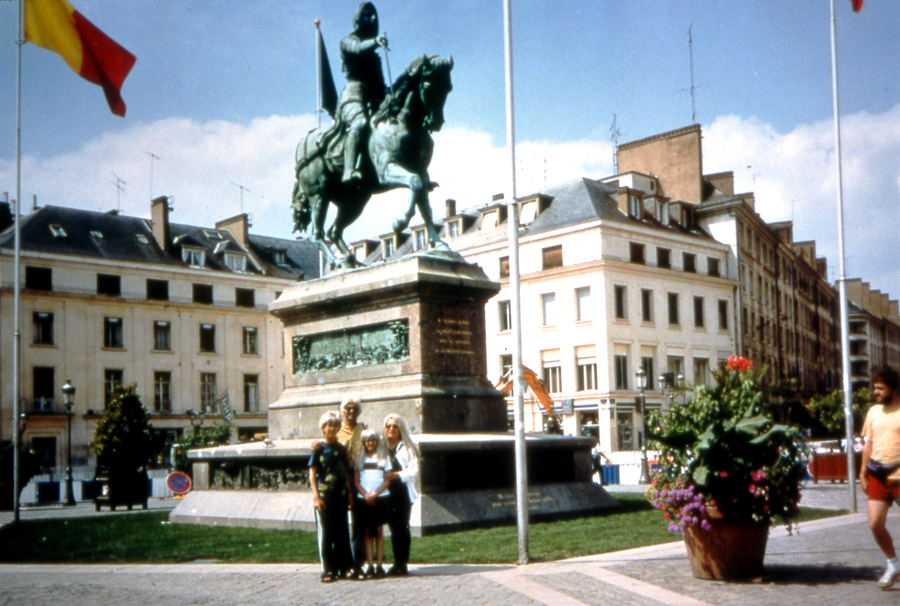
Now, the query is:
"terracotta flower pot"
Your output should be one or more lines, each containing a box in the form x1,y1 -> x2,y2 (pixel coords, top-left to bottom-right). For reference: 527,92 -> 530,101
682,509 -> 769,580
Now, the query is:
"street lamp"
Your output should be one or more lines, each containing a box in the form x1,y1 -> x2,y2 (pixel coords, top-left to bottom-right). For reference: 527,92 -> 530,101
635,367 -> 649,485
60,379 -> 76,506
186,409 -> 205,429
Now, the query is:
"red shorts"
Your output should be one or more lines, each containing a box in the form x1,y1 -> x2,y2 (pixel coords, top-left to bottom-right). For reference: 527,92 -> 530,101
867,473 -> 900,503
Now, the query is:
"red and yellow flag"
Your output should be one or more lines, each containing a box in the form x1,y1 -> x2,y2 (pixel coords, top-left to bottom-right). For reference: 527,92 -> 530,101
24,0 -> 136,117
850,0 -> 863,12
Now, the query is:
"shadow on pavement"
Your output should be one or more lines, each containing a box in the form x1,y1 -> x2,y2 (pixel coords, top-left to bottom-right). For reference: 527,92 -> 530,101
763,563 -> 881,585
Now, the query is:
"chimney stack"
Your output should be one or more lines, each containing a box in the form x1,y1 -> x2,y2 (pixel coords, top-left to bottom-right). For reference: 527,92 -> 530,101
151,196 -> 171,252
216,213 -> 250,247
445,199 -> 456,217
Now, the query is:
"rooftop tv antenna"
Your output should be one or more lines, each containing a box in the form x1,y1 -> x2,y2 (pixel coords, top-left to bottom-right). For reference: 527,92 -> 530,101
688,23 -> 697,123
146,152 -> 161,200
230,182 -> 250,214
112,173 -> 126,212
610,114 -> 621,173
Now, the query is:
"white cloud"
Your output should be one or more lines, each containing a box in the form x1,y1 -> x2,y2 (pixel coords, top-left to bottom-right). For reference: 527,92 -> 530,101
3,104 -> 897,299
703,105 -> 900,296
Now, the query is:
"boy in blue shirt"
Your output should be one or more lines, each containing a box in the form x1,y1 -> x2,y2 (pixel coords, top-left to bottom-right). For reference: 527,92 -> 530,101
309,411 -> 354,582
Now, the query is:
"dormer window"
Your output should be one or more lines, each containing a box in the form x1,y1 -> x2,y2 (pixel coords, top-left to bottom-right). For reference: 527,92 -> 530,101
413,228 -> 428,251
481,210 -> 498,232
273,250 -> 287,266
446,219 -> 461,238
49,224 -> 67,238
224,251 -> 247,272
519,200 -> 537,225
629,196 -> 641,219
383,237 -> 395,258
658,201 -> 669,226
183,246 -> 206,268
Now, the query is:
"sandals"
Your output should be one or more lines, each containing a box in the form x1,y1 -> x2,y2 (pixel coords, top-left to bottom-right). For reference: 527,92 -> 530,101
320,572 -> 336,584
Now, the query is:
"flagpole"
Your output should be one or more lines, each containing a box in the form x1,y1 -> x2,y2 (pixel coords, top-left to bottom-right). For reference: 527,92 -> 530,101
503,0 -> 528,565
13,0 -> 25,523
829,0 -> 857,513
315,20 -> 322,128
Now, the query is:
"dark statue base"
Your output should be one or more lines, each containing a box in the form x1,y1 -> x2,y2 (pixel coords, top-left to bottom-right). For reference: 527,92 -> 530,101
171,254 -> 616,535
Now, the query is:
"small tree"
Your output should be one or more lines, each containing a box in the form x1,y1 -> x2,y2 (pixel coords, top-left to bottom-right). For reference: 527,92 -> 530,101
0,440 -> 41,511
90,384 -> 153,474
808,387 -> 872,438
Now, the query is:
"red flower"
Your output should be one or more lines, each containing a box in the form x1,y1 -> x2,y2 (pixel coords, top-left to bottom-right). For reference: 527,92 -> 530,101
726,355 -> 753,372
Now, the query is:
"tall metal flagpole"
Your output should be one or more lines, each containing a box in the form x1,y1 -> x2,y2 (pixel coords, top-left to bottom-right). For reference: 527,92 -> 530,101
13,0 -> 25,523
503,0 -> 528,565
829,0 -> 856,513
315,20 -> 323,128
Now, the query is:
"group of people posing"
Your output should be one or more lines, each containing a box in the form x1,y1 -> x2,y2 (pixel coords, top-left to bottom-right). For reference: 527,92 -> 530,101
308,397 -> 419,583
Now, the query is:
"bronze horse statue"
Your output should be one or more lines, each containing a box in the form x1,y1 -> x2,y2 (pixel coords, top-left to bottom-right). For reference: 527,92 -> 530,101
292,54 -> 454,269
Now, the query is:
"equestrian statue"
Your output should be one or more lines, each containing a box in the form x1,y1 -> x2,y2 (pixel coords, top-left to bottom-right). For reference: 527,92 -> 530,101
292,2 -> 454,269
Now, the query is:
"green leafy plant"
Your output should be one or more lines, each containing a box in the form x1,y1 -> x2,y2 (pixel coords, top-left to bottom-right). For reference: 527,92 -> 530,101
648,356 -> 808,532
175,423 -> 232,472
808,387 -> 872,437
90,384 -> 153,474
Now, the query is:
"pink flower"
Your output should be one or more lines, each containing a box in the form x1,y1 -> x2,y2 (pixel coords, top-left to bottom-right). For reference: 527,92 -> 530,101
719,471 -> 728,478
751,469 -> 767,482
748,484 -> 757,495
726,355 -> 753,372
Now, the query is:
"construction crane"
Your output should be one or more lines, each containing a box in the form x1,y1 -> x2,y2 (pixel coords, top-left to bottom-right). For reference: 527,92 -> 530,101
494,365 -> 562,434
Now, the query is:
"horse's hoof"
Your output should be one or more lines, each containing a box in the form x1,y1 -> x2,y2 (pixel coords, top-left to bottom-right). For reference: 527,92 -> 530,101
392,218 -> 407,234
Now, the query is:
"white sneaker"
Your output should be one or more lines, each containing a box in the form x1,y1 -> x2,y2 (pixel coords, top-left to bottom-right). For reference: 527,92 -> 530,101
878,567 -> 900,589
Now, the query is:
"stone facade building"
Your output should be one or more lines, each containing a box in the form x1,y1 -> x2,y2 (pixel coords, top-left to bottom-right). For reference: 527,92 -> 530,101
0,197 -> 319,474
358,124 -> 865,452
845,279 -> 900,393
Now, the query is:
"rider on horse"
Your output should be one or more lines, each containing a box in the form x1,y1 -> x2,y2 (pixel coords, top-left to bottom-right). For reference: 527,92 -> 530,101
339,2 -> 390,183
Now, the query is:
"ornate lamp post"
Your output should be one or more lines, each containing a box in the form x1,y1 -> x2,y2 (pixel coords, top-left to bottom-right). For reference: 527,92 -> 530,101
60,379 -> 76,506
635,367 -> 649,485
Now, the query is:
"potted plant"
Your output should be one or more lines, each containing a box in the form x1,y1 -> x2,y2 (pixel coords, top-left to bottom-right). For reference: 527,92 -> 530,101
647,356 -> 807,580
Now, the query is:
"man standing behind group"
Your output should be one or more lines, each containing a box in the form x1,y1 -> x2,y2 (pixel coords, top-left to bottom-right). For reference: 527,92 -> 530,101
860,368 -> 900,589
338,1 -> 389,183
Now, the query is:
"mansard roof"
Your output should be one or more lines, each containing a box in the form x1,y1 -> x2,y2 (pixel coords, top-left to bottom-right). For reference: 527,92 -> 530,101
0,204 -> 319,281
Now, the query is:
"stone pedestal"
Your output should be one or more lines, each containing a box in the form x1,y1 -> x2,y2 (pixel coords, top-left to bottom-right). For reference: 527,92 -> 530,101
268,252 -> 507,438
171,253 -> 616,535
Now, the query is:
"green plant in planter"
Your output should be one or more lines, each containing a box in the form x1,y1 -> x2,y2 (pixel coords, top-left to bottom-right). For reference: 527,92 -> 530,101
648,356 -> 808,533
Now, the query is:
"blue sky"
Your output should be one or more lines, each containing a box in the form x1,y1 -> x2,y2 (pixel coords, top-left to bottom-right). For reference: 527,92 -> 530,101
1,0 -> 898,296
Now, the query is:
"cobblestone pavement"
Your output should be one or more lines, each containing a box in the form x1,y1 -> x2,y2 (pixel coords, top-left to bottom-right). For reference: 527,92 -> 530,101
3,483 -> 897,605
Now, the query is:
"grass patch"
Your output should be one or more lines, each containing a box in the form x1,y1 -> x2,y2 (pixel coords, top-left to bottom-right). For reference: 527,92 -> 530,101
0,494 -> 846,564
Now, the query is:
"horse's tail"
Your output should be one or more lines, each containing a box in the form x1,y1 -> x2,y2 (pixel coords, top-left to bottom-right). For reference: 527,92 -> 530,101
292,189 -> 312,234
292,130 -> 321,234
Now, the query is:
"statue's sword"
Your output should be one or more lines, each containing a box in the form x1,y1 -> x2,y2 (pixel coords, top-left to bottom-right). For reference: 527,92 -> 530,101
382,32 -> 393,96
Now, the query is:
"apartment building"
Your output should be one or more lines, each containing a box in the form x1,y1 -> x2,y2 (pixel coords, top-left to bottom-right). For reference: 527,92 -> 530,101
844,279 -> 900,393
0,197 -> 319,472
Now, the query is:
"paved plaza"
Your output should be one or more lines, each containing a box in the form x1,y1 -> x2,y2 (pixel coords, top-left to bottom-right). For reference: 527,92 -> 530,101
2,483 -> 898,605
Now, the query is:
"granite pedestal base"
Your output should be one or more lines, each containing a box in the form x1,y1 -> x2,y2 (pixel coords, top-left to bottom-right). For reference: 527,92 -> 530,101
170,433 -> 617,536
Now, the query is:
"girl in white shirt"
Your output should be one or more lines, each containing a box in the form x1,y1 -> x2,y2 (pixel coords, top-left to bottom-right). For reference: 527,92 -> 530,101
353,429 -> 391,578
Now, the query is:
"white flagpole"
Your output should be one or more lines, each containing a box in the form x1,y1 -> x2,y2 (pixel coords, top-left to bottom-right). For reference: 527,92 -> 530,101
13,0 -> 24,523
829,0 -> 857,513
315,20 -> 322,129
503,0 -> 528,565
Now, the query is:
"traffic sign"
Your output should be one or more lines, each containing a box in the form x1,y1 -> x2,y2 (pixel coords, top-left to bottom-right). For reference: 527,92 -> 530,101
166,471 -> 192,495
